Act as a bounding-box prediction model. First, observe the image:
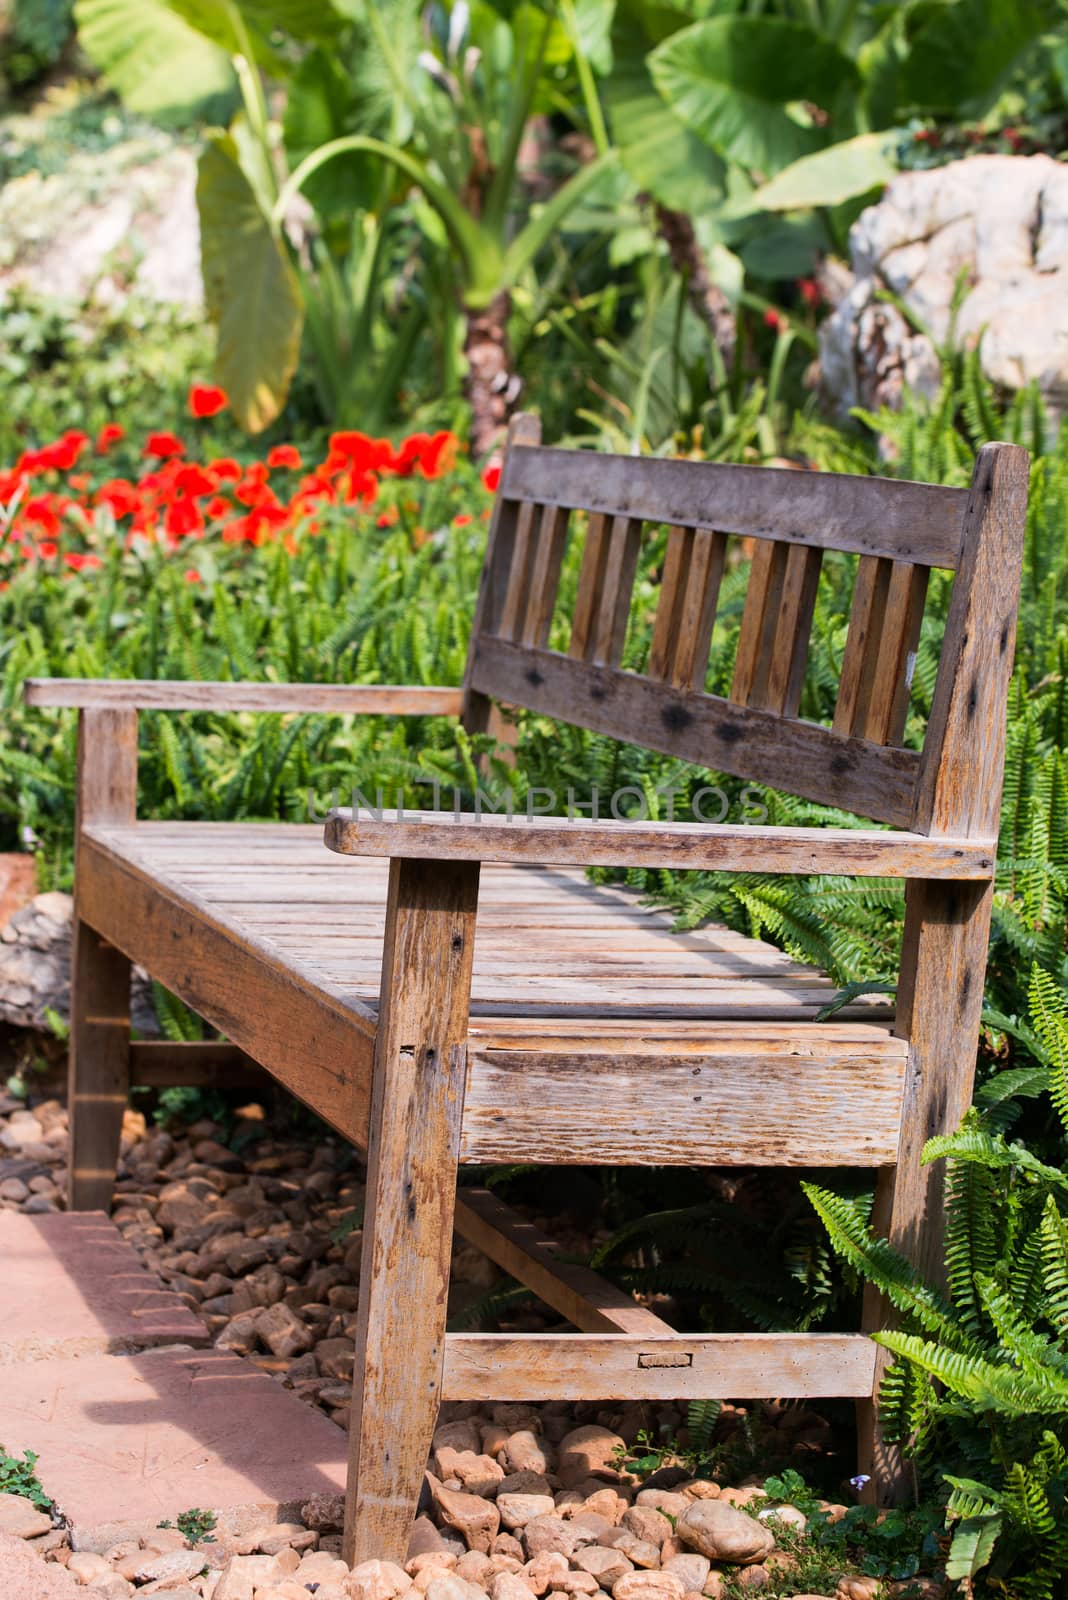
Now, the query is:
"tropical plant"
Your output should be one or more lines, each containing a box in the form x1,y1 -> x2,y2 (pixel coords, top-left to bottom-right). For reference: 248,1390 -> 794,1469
73,0 -> 619,444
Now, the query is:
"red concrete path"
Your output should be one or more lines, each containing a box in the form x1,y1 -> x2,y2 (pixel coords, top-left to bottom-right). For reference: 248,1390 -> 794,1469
0,1212 -> 348,1550
0,1211 -> 208,1361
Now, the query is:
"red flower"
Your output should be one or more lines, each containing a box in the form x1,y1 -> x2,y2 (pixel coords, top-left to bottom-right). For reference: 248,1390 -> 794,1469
481,462 -> 501,493
96,423 -> 125,453
188,383 -> 229,419
164,498 -> 205,540
454,513 -> 473,527
267,444 -> 302,470
22,431 -> 89,474
208,457 -> 242,481
392,430 -> 457,480
206,495 -> 232,519
327,432 -> 395,476
144,432 -> 186,459
95,479 -> 141,519
37,540 -> 58,560
185,568 -> 202,584
798,277 -> 822,309
172,463 -> 217,499
22,497 -> 61,538
763,308 -> 785,332
64,552 -> 102,572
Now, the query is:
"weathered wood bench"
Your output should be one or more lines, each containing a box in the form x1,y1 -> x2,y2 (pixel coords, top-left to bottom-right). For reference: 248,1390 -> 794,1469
26,418 -> 1028,1564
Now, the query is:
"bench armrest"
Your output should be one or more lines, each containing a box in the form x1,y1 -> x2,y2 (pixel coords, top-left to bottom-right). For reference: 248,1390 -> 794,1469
324,809 -> 994,879
24,679 -> 463,717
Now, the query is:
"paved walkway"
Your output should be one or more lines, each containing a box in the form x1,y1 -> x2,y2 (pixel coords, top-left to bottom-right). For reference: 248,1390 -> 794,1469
0,1211 -> 347,1551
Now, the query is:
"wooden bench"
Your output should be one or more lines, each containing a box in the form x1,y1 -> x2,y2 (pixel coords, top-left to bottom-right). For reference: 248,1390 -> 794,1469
25,418 -> 1029,1563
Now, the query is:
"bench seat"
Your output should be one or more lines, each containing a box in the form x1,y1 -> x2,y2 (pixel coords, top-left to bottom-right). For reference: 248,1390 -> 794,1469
80,820 -> 906,1170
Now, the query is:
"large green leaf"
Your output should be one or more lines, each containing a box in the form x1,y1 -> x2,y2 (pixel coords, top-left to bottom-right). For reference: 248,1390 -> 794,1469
754,132 -> 900,211
604,9 -> 726,209
649,16 -> 856,174
74,0 -> 236,121
197,135 -> 304,433
282,47 -> 381,216
901,0 -> 1057,115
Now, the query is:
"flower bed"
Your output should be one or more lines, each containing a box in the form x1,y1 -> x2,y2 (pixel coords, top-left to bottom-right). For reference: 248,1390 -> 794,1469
1,384 -> 498,585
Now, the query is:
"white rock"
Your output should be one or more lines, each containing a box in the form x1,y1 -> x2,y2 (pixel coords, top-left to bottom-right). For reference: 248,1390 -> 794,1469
820,154 -> 1068,424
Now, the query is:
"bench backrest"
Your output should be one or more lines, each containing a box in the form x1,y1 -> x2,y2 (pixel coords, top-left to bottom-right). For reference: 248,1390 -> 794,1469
462,415 -> 1029,837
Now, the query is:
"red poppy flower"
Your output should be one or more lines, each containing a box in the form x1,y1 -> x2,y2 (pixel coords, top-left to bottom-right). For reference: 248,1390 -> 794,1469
172,464 -> 217,499
480,462 -> 501,493
188,383 -> 229,419
64,552 -> 102,572
96,423 -> 125,453
206,495 -> 232,519
37,540 -> 58,559
267,444 -> 302,470
454,513 -> 473,527
184,568 -> 202,584
22,498 -> 61,538
209,457 -> 242,481
144,432 -> 186,459
165,498 -> 205,539
327,432 -> 394,475
763,308 -> 785,332
95,479 -> 141,519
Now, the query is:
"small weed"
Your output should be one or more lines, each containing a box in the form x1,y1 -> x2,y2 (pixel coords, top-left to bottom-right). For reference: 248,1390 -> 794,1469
158,1507 -> 217,1543
329,1205 -> 365,1246
0,1445 -> 51,1511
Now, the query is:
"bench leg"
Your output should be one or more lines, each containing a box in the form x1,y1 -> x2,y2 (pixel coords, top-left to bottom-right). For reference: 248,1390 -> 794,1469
68,918 -> 130,1212
344,857 -> 480,1567
859,878 -> 993,1503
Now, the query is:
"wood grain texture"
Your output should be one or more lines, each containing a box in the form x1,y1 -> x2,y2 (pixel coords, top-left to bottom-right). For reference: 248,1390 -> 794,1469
442,1333 -> 877,1400
468,637 -> 922,827
648,527 -> 726,690
454,1189 -> 673,1334
325,809 -> 994,878
460,1038 -> 908,1166
731,539 -> 788,707
345,857 -> 480,1567
864,562 -> 929,746
85,823 -> 880,1026
26,680 -> 463,716
519,504 -> 571,648
77,829 -> 374,1147
912,442 -> 1031,836
763,544 -> 823,717
68,708 -> 138,1212
462,412 -> 542,740
501,445 -> 967,568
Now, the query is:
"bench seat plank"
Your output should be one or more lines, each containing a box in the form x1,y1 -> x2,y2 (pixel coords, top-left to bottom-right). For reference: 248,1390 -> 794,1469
81,822 -> 905,1166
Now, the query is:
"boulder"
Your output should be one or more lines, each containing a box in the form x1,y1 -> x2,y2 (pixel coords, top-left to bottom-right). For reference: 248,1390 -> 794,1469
820,154 -> 1068,424
675,1502 -> 774,1567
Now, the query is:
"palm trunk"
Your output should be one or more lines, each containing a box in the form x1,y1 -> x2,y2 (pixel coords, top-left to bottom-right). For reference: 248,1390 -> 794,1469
654,203 -> 736,366
464,292 -> 518,459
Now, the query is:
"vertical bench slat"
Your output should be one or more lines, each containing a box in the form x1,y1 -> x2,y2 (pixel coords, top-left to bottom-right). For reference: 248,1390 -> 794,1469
836,557 -> 928,745
519,505 -> 570,648
866,563 -> 929,745
569,511 -> 611,660
498,499 -> 539,640
591,515 -> 643,667
648,526 -> 690,681
835,555 -> 891,739
649,527 -> 727,690
764,544 -> 823,717
731,540 -> 789,709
